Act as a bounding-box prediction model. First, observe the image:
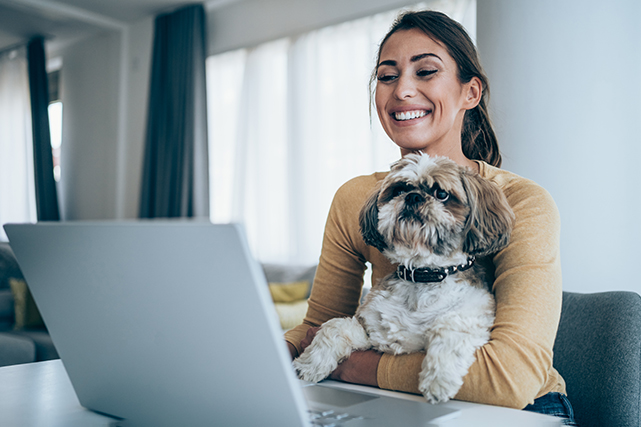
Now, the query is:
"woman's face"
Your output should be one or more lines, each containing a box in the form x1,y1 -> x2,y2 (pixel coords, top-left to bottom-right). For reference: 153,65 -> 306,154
375,28 -> 480,158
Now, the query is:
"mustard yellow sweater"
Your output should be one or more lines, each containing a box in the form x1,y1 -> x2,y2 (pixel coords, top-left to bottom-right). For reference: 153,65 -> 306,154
285,161 -> 566,409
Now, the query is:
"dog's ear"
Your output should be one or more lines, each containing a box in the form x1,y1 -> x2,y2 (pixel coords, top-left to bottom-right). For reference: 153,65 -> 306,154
461,172 -> 515,257
359,187 -> 388,252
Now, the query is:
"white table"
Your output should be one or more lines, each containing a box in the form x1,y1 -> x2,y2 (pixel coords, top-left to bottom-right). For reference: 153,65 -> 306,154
321,380 -> 563,427
0,360 -> 561,426
0,360 -> 114,427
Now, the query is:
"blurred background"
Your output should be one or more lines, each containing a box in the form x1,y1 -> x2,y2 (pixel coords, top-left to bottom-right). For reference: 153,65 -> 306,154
0,0 -> 639,295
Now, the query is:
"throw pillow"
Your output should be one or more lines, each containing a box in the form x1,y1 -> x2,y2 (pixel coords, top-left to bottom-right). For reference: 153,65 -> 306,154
268,280 -> 310,303
9,278 -> 45,330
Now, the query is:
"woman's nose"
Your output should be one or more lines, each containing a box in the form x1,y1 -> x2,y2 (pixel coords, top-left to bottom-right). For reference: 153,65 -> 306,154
394,74 -> 417,99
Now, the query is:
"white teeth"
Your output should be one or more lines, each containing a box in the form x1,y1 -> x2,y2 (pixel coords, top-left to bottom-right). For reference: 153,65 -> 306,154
394,110 -> 427,121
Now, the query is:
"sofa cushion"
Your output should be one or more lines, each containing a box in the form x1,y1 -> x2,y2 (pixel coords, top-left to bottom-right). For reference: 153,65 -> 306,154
13,329 -> 58,361
274,300 -> 309,331
0,332 -> 36,367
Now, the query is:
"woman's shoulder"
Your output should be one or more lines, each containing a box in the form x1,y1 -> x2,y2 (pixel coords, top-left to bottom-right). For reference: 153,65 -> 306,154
326,172 -> 390,235
334,171 -> 388,203
477,162 -> 560,233
324,172 -> 390,257
477,161 -> 557,210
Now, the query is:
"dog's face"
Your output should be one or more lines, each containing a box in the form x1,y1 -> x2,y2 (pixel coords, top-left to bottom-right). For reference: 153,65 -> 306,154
359,153 -> 514,266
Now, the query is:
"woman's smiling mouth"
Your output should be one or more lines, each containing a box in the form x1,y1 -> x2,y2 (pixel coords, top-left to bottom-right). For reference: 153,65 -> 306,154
393,110 -> 430,121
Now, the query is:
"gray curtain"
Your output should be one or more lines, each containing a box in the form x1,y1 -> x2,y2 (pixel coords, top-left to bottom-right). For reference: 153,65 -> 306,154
27,36 -> 60,221
139,4 -> 209,218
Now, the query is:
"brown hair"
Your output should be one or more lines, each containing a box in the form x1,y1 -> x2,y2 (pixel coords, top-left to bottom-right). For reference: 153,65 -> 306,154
370,10 -> 501,167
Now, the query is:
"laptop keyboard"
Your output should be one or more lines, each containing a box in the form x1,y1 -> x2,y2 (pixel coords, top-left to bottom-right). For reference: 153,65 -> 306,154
308,409 -> 364,426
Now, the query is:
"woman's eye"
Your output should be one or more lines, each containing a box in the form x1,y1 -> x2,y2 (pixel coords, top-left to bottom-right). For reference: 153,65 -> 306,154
377,74 -> 397,82
433,188 -> 449,201
417,69 -> 437,78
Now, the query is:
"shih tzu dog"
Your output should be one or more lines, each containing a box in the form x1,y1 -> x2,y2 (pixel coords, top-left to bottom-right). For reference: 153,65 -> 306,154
293,153 -> 515,403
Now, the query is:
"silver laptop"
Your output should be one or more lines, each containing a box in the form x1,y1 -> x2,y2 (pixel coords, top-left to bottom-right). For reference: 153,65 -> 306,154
4,221 -> 460,426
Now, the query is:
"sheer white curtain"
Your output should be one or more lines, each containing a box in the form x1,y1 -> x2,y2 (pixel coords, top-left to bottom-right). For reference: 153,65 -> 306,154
0,47 -> 36,241
206,0 -> 475,264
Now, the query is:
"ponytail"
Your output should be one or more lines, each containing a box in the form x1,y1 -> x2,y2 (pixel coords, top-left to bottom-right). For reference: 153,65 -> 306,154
463,94 -> 501,167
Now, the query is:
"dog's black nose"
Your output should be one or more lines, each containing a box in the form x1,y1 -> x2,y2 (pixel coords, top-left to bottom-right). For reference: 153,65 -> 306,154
405,192 -> 425,206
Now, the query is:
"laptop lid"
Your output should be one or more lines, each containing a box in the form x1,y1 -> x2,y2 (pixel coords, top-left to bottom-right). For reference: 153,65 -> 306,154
4,221 -> 310,426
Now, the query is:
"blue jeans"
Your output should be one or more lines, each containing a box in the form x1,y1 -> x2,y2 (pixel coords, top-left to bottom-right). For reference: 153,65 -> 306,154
523,392 -> 579,426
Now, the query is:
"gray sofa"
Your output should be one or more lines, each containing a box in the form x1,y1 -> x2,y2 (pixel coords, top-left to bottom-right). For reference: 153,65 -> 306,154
0,242 -> 58,367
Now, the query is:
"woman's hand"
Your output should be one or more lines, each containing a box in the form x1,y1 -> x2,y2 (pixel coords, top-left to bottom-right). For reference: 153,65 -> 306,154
329,349 -> 381,386
298,326 -> 381,387
300,326 -> 320,352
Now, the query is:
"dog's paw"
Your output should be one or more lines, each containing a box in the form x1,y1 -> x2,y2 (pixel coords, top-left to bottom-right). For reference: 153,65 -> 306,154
292,349 -> 338,383
418,370 -> 462,404
418,379 -> 456,404
292,317 -> 369,383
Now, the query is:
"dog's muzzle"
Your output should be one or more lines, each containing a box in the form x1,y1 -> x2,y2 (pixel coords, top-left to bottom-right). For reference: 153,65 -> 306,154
397,256 -> 476,283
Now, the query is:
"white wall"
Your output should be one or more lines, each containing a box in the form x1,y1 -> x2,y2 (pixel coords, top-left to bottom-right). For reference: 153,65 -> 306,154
119,18 -> 154,219
53,18 -> 153,220
57,30 -> 121,220
477,0 -> 641,294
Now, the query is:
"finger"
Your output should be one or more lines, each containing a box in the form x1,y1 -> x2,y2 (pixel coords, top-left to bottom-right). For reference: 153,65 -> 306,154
306,326 -> 320,338
300,327 -> 320,351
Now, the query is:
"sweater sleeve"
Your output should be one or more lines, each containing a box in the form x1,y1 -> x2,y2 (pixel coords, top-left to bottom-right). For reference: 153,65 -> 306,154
376,167 -> 566,408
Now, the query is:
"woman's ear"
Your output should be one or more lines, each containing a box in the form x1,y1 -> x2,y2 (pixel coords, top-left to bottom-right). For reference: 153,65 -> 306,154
463,76 -> 482,110
461,171 -> 515,257
359,188 -> 387,252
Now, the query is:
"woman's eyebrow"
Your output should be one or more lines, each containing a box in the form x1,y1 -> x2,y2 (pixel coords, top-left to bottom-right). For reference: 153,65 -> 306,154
377,59 -> 396,68
411,53 -> 441,62
377,53 -> 442,68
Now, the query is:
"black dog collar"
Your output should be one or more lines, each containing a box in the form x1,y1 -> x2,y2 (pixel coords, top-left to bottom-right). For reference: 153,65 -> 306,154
396,256 -> 476,283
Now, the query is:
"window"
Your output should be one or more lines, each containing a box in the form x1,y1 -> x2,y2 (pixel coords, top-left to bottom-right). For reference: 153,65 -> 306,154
48,66 -> 62,182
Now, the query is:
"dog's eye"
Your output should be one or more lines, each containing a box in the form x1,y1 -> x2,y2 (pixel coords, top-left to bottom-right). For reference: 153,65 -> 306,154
433,188 -> 450,202
391,184 -> 413,198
